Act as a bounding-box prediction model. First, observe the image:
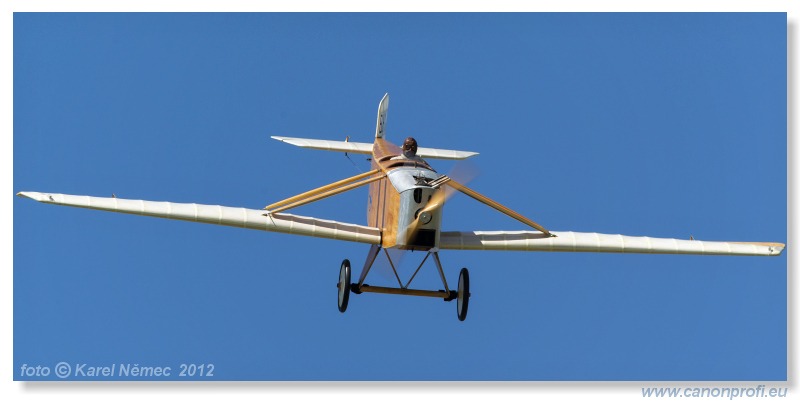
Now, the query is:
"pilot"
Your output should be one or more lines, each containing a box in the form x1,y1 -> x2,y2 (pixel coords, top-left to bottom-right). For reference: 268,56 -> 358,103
392,137 -> 426,164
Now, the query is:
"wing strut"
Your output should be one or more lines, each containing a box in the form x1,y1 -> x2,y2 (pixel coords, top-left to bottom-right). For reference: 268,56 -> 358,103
264,169 -> 385,214
441,176 -> 553,237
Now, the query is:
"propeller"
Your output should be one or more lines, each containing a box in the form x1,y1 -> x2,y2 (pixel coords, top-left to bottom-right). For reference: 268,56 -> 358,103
404,160 -> 478,239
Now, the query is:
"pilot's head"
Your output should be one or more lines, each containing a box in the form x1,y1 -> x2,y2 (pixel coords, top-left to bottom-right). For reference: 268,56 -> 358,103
402,137 -> 418,158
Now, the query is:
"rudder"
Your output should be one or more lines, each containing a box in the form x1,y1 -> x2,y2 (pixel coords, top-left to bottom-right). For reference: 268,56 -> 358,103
375,93 -> 389,139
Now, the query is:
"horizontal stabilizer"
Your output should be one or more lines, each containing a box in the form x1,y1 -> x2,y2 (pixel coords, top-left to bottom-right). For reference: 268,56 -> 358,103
271,136 -> 478,160
272,136 -> 372,154
439,230 -> 784,256
17,191 -> 381,245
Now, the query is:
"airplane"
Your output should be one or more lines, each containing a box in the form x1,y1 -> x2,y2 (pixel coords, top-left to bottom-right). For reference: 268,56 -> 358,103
16,93 -> 785,321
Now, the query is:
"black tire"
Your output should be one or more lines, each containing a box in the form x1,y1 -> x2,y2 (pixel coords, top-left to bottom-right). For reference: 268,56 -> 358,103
456,267 -> 470,321
338,259 -> 351,313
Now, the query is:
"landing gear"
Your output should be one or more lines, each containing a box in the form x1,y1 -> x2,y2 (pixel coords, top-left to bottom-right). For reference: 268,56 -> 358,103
342,247 -> 472,321
337,259 -> 351,313
456,268 -> 470,321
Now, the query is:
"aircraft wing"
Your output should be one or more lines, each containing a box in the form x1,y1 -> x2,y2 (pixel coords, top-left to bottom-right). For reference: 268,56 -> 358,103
271,136 -> 479,160
16,191 -> 381,245
439,230 -> 784,256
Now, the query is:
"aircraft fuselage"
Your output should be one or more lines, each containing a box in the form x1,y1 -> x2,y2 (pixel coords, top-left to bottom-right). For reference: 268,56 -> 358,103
367,138 -> 444,250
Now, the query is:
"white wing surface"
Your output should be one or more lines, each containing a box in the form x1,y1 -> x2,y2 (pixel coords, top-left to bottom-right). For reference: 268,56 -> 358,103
439,230 -> 784,256
17,191 -> 381,245
271,136 -> 479,160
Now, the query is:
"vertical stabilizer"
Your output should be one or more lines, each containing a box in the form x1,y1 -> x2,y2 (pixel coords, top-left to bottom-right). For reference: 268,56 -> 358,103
375,93 -> 389,139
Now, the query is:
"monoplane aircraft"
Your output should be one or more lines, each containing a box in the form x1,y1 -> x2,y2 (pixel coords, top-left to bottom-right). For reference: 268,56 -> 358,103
17,94 -> 785,321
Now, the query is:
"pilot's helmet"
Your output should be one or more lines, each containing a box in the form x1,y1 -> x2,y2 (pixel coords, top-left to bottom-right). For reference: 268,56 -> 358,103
402,137 -> 418,158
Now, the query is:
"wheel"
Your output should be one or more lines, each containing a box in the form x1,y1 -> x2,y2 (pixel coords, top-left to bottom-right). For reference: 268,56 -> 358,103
456,267 -> 470,321
337,259 -> 351,313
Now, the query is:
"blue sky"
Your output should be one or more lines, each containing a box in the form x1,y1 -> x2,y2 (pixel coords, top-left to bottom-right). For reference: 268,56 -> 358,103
13,13 -> 786,381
